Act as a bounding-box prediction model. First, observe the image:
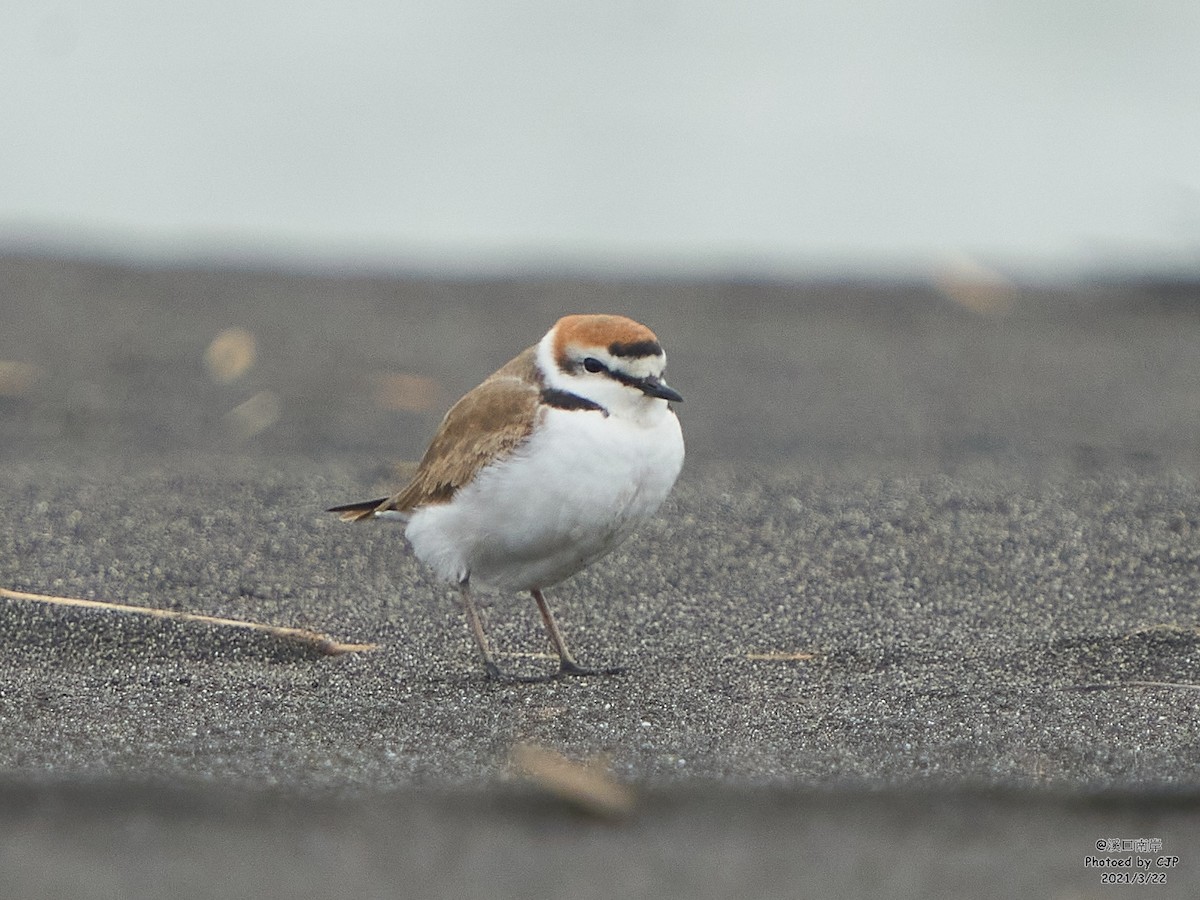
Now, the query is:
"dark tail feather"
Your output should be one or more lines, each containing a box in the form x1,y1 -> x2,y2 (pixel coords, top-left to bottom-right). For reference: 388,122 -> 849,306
326,498 -> 389,522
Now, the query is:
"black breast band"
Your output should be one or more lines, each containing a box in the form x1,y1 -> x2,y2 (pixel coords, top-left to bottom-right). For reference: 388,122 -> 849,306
541,387 -> 608,415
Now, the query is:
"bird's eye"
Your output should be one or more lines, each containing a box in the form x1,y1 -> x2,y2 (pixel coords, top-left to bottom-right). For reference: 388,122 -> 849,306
583,357 -> 605,373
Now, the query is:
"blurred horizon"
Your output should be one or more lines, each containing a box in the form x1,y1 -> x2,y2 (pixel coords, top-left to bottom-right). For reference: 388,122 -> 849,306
4,2 -> 1200,281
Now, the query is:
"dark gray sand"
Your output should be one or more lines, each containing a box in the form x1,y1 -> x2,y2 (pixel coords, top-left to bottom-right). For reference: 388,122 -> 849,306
2,255 -> 1199,897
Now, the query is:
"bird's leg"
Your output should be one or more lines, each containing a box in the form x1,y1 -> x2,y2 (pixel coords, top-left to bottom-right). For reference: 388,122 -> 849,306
458,580 -> 558,682
458,580 -> 505,680
531,588 -> 624,677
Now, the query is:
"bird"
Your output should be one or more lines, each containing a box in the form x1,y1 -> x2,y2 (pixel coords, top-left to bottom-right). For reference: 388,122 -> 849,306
328,314 -> 685,682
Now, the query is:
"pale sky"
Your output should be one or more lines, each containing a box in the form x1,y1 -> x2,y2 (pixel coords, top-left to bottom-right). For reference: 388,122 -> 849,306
3,1 -> 1199,275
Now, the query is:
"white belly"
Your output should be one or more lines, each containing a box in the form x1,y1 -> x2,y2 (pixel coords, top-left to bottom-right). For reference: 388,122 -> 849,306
403,405 -> 684,591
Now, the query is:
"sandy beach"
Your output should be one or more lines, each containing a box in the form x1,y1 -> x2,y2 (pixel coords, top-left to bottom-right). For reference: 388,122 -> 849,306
2,254 -> 1198,898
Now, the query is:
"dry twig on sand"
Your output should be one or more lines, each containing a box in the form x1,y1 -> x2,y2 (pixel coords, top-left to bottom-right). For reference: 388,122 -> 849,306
0,586 -> 377,656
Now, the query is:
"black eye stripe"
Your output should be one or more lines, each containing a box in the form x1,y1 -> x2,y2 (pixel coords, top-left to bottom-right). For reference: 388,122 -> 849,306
574,355 -> 658,392
605,367 -> 646,390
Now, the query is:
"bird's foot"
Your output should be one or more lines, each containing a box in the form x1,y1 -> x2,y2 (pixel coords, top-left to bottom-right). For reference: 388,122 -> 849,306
555,659 -> 625,678
482,659 -> 625,682
483,660 -> 559,684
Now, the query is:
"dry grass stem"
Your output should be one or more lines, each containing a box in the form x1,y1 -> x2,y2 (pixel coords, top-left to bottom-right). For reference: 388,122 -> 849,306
0,586 -> 377,655
745,650 -> 816,661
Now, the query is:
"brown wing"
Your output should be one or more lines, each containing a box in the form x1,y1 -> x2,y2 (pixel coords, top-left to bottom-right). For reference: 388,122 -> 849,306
379,347 -> 542,513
